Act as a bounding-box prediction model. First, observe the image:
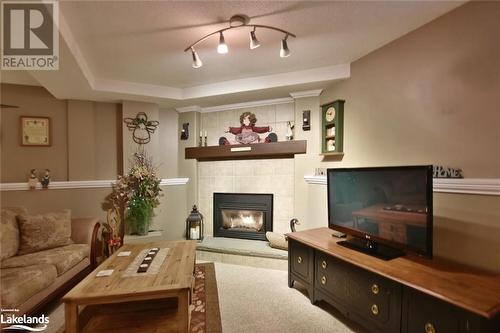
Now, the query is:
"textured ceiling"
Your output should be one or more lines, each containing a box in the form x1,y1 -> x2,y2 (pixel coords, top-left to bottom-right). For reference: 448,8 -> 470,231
59,1 -> 465,88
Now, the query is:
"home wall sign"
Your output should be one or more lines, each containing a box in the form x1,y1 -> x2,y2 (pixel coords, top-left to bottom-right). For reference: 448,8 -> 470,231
124,112 -> 159,144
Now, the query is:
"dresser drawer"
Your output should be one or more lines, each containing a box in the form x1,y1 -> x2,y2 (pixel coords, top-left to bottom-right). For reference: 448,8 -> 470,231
315,251 -> 402,333
289,239 -> 314,285
403,288 -> 483,333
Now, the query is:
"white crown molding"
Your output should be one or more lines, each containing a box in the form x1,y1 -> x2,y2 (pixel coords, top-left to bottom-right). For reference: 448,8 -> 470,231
0,178 -> 189,191
304,176 -> 500,196
202,97 -> 294,113
182,64 -> 349,100
289,89 -> 323,98
176,105 -> 202,113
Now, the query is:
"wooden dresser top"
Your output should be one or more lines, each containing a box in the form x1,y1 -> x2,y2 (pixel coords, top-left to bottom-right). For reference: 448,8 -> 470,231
287,227 -> 500,319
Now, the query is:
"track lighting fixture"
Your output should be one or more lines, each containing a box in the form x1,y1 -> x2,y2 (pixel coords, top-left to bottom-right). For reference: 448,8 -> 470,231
191,47 -> 203,68
280,35 -> 290,58
249,28 -> 260,49
184,15 -> 295,68
217,32 -> 228,54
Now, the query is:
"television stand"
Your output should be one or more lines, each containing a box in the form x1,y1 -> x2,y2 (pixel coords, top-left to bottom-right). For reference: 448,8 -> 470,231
338,237 -> 405,260
287,228 -> 500,333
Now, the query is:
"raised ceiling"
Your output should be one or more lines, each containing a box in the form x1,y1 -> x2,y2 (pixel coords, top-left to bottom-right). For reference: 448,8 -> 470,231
1,1 -> 465,107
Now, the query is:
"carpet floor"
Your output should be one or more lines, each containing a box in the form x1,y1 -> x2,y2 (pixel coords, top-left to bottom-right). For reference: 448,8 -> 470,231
214,262 -> 367,333
43,261 -> 366,333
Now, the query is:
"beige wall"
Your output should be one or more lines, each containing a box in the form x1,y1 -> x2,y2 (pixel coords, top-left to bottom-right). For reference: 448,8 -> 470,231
299,1 -> 500,272
68,100 -> 121,180
0,84 -> 121,181
1,84 -> 68,182
1,87 -> 187,241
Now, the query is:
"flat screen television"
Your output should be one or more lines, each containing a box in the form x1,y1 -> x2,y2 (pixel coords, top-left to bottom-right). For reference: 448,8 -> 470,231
327,165 -> 433,260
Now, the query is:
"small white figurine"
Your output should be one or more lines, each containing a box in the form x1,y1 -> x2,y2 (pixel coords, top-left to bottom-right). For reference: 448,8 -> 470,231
285,121 -> 295,141
28,169 -> 38,190
41,169 -> 50,189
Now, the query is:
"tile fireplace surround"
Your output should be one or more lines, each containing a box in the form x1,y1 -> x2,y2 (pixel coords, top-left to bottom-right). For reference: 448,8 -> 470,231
198,159 -> 295,237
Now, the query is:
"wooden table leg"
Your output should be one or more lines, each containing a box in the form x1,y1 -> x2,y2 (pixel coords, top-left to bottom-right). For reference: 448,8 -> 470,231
177,290 -> 190,333
65,302 -> 79,333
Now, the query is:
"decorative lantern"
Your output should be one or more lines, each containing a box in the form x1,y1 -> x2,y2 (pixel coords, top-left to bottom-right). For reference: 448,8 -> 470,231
186,205 -> 204,241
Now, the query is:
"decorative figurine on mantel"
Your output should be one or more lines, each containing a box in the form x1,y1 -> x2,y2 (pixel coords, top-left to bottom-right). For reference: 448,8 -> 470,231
28,169 -> 38,190
219,111 -> 277,145
285,121 -> 295,141
40,169 -> 50,189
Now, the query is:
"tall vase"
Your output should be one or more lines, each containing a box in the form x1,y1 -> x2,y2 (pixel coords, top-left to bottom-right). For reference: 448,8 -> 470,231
125,196 -> 153,236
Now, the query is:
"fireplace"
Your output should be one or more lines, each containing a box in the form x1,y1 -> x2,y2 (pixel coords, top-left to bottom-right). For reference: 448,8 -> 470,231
213,193 -> 273,241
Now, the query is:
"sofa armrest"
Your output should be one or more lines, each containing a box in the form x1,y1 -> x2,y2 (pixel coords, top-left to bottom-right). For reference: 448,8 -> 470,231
71,218 -> 100,269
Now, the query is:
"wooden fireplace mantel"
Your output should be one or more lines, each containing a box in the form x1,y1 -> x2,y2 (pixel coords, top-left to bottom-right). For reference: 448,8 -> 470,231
185,140 -> 307,161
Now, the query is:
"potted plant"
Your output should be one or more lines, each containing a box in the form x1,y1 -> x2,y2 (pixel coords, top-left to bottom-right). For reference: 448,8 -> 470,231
107,150 -> 162,236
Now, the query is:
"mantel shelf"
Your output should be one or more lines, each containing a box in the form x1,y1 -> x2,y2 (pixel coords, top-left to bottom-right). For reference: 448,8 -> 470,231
185,140 -> 307,161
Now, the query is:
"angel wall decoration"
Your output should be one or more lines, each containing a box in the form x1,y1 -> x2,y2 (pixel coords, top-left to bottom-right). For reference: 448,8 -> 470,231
123,112 -> 159,144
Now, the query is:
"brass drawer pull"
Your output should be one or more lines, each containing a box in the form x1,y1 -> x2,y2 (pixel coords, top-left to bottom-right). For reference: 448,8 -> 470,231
321,260 -> 327,269
321,276 -> 327,285
371,304 -> 379,316
424,323 -> 436,333
371,284 -> 379,295
297,256 -> 303,264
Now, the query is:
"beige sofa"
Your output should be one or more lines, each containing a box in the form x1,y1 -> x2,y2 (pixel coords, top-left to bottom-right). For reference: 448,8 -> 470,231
0,207 -> 100,315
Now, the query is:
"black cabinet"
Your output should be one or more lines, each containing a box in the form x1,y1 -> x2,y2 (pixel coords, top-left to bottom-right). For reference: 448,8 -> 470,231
288,239 -> 500,333
401,288 -> 498,333
314,251 -> 402,333
288,239 -> 314,301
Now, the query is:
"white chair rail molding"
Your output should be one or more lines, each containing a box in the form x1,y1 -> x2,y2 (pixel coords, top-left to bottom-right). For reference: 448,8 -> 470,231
303,175 -> 500,196
0,178 -> 189,191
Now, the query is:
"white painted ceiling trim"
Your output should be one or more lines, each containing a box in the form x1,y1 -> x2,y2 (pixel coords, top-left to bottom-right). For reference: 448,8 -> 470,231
182,64 -> 349,100
303,175 -> 500,196
30,10 -> 351,104
0,178 -> 189,191
177,96 -> 293,114
289,89 -> 323,98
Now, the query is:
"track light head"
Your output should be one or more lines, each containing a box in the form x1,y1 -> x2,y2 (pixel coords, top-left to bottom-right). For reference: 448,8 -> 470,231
249,29 -> 260,49
217,32 -> 228,54
191,48 -> 203,68
280,36 -> 290,58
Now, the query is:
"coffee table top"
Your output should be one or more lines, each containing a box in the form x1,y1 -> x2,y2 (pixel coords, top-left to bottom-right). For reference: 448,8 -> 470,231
63,240 -> 197,305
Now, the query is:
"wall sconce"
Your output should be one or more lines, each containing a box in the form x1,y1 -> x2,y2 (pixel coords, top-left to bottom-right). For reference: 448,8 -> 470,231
180,123 -> 189,140
302,110 -> 311,131
186,205 -> 204,241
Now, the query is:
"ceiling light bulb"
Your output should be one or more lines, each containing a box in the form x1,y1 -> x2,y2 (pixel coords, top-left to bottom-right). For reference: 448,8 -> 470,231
217,32 -> 228,54
249,30 -> 260,49
280,37 -> 290,58
191,48 -> 203,68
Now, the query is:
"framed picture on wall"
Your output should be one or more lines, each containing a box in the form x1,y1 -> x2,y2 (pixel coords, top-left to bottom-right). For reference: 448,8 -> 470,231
20,116 -> 51,146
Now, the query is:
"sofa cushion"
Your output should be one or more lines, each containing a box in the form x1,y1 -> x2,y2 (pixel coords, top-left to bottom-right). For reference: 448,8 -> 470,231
1,264 -> 57,308
17,210 -> 73,255
1,210 -> 19,260
1,244 -> 89,276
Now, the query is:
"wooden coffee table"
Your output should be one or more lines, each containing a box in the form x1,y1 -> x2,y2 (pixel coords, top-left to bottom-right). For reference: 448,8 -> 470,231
63,240 -> 196,333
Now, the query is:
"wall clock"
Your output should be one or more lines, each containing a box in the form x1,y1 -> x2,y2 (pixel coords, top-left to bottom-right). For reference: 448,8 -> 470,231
325,107 -> 336,122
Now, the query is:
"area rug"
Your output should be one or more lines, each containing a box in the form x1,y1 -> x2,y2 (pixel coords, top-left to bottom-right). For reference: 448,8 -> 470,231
50,263 -> 221,333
